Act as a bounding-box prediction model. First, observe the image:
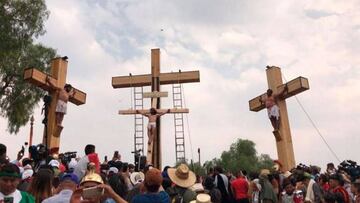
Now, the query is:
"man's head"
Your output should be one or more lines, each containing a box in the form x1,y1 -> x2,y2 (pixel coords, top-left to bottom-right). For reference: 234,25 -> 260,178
0,163 -> 21,195
283,180 -> 295,195
59,173 -> 79,191
150,108 -> 157,115
329,174 -> 342,189
267,89 -> 273,96
85,144 -> 95,155
214,166 -> 223,175
145,168 -> 163,193
64,84 -> 73,93
128,164 -> 135,173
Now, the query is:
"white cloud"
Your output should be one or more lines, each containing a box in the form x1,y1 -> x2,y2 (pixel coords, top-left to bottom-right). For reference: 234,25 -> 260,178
1,0 -> 360,169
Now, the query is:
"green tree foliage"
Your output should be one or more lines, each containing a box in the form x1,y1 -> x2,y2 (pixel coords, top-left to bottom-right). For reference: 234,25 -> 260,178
203,139 -> 274,174
0,0 -> 56,133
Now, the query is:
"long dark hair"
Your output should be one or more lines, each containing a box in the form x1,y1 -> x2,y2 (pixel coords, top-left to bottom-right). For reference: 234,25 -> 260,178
108,174 -> 128,198
28,168 -> 54,203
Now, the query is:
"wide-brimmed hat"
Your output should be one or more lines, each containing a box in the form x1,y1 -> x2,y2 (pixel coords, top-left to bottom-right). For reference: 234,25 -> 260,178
168,164 -> 196,188
190,193 -> 211,203
130,172 -> 145,185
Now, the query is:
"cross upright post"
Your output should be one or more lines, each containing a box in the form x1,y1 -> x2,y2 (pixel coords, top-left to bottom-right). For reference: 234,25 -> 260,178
112,48 -> 200,169
24,57 -> 86,154
249,66 -> 309,171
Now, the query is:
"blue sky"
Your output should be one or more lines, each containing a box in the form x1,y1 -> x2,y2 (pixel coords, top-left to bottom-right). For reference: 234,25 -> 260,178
1,0 -> 360,169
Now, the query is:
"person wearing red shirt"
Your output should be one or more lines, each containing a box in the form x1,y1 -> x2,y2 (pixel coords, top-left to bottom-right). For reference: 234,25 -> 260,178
329,174 -> 350,203
231,171 -> 249,203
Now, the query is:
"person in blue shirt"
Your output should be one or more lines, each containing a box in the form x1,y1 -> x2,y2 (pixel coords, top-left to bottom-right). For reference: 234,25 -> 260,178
132,168 -> 170,203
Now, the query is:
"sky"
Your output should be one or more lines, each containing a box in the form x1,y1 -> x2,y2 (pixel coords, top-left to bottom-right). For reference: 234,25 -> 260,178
1,0 -> 360,170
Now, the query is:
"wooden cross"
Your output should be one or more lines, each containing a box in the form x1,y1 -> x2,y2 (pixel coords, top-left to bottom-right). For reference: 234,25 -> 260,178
112,48 -> 200,169
248,66 -> 309,171
24,57 -> 86,154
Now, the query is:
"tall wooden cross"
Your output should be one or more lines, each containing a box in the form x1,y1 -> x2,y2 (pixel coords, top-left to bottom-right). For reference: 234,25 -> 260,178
24,57 -> 87,154
112,48 -> 200,169
248,66 -> 309,171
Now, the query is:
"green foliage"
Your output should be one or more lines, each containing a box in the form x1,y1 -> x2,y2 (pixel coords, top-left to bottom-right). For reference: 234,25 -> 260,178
0,0 -> 56,133
203,139 -> 274,174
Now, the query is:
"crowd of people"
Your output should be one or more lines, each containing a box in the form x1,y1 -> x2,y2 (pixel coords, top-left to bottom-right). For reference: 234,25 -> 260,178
0,143 -> 359,203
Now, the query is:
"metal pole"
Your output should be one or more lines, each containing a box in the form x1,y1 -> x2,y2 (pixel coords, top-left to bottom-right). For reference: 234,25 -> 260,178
198,148 -> 201,166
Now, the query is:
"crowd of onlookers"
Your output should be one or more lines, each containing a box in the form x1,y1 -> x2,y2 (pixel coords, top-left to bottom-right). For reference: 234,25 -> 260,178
1,142 -> 360,203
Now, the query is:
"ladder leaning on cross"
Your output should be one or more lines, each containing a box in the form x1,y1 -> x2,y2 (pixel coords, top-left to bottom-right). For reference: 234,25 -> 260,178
112,48 -> 200,169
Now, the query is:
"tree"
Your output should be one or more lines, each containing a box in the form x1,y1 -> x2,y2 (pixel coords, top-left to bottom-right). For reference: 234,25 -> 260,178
211,139 -> 274,174
0,0 -> 56,133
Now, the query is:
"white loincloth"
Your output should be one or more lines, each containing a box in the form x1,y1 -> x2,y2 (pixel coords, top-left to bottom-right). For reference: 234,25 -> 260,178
267,105 -> 279,119
147,122 -> 156,129
56,100 -> 67,114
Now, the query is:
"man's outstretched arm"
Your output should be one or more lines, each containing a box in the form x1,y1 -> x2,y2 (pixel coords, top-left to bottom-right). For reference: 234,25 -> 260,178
157,109 -> 171,117
46,76 -> 61,91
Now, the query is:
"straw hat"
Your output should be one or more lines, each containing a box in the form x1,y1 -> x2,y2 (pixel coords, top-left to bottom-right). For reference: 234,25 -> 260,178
168,164 -> 196,188
80,172 -> 104,185
260,169 -> 270,178
130,172 -> 145,185
190,193 -> 211,203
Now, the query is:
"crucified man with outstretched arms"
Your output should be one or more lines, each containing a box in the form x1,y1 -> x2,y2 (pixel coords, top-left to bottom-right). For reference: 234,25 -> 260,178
137,108 -> 170,145
46,76 -> 75,127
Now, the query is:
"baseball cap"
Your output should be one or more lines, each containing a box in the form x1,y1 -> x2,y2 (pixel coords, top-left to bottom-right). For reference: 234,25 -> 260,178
61,173 -> 79,184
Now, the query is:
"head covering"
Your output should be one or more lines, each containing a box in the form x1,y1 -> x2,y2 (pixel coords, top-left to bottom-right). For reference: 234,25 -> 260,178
21,169 -> 34,180
168,164 -> 196,188
260,169 -> 270,178
130,172 -> 145,185
80,163 -> 104,185
49,159 -> 60,168
108,167 -> 119,175
61,173 -> 79,184
145,168 -> 163,186
190,193 -> 211,203
329,173 -> 343,182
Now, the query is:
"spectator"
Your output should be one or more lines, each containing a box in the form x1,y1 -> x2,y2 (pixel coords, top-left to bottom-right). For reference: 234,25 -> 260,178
0,163 -> 34,203
203,176 -> 222,203
231,171 -> 249,203
167,164 -> 197,203
329,173 -> 350,203
0,143 -> 7,165
28,168 -> 54,203
214,166 -> 232,203
74,144 -> 100,180
132,168 -> 170,203
42,173 -> 79,203
259,169 -> 277,203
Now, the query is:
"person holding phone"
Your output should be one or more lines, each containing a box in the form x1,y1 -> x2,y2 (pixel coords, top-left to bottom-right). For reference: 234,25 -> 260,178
0,163 -> 34,203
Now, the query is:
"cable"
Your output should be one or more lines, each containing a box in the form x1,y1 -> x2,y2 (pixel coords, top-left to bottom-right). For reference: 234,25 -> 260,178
181,84 -> 194,162
281,74 -> 341,163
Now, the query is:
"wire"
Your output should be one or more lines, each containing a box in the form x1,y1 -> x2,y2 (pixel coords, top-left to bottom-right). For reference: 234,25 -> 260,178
181,84 -> 195,162
281,74 -> 341,163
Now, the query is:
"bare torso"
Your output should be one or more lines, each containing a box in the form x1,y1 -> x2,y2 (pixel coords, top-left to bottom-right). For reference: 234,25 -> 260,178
58,89 -> 71,102
265,96 -> 276,109
147,115 -> 158,122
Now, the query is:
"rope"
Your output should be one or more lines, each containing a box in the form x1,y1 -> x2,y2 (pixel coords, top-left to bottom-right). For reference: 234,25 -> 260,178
281,73 -> 341,163
181,84 -> 195,163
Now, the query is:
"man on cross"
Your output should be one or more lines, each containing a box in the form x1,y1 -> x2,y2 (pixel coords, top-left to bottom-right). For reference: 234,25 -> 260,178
46,76 -> 75,127
137,108 -> 170,145
260,86 -> 288,132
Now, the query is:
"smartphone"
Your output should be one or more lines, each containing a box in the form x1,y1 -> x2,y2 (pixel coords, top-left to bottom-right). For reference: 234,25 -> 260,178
4,197 -> 14,203
82,186 -> 104,199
